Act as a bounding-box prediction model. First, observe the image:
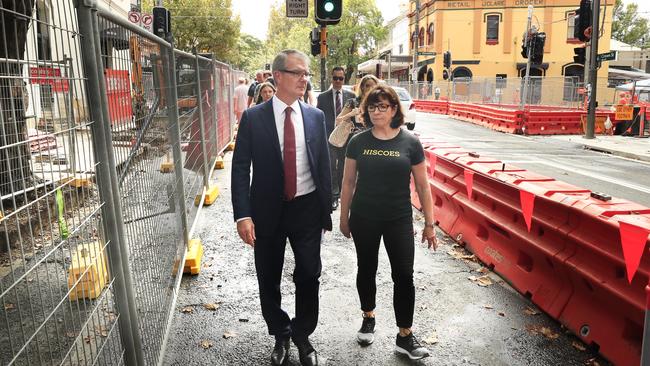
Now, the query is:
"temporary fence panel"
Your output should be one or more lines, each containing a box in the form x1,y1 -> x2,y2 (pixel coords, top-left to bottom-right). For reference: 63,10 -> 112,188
2,0 -> 239,363
1,0 -> 130,364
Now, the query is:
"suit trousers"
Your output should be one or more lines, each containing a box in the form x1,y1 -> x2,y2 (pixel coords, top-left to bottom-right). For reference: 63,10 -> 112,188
254,191 -> 323,339
329,145 -> 346,202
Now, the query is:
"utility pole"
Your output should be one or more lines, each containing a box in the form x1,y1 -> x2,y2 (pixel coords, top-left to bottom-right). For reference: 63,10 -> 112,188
520,5 -> 533,110
585,0 -> 600,139
411,0 -> 420,83
320,26 -> 327,92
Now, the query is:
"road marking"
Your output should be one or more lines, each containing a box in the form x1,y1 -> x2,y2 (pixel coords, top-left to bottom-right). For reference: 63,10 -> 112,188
517,158 -> 650,196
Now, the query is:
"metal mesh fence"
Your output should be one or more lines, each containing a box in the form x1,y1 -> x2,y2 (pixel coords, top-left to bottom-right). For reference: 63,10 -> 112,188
391,76 -> 631,110
1,0 -> 238,364
1,0 -> 126,364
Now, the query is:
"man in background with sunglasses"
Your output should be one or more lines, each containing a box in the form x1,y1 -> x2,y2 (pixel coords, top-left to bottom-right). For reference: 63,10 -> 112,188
316,66 -> 355,210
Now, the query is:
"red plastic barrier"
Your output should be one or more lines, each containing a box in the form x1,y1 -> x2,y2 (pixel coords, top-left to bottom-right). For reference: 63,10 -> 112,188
416,143 -> 650,366
414,100 -> 619,136
447,102 -> 523,133
414,100 -> 449,114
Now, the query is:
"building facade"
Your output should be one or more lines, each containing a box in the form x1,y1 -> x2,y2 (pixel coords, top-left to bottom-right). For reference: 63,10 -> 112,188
408,0 -> 615,85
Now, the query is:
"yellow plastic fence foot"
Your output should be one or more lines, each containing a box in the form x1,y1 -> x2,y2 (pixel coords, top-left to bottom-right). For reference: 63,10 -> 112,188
68,241 -> 108,301
183,239 -> 204,275
195,186 -> 220,206
69,178 -> 90,188
160,161 -> 173,173
226,141 -> 235,151
214,156 -> 225,170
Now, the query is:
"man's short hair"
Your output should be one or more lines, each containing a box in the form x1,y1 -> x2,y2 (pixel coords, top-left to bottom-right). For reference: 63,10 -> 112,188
255,70 -> 263,76
332,66 -> 345,74
272,49 -> 310,73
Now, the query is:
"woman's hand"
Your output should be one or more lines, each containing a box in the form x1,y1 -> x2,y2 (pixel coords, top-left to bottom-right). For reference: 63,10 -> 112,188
340,217 -> 351,238
421,226 -> 437,250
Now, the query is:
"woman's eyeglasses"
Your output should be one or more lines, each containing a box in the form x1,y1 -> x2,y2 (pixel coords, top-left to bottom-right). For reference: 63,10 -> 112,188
367,103 -> 392,112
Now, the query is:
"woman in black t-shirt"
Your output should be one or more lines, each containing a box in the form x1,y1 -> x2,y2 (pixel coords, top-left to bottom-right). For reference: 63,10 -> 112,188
339,84 -> 436,360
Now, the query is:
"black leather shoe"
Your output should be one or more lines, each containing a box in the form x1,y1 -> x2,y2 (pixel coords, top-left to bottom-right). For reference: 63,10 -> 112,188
293,338 -> 318,366
271,337 -> 290,366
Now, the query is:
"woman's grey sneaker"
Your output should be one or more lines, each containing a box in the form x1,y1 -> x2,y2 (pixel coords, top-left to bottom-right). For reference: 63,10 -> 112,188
356,316 -> 375,345
395,333 -> 430,360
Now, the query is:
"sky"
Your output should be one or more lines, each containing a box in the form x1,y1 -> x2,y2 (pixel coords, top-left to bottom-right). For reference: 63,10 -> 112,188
232,0 -> 648,41
232,0 -> 403,41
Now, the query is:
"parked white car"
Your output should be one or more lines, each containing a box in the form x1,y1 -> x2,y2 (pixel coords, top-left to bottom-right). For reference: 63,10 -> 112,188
392,86 -> 417,130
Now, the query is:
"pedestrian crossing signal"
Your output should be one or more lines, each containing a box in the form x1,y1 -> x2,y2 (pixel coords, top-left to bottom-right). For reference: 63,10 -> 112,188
315,0 -> 342,26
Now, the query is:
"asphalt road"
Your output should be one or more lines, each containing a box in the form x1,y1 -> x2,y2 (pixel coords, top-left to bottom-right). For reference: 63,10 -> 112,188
412,112 -> 650,208
163,140 -> 612,365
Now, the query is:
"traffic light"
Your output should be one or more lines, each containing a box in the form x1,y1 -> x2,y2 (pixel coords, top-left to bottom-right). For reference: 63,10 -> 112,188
315,0 -> 342,26
531,32 -> 546,64
574,0 -> 592,42
443,51 -> 451,69
573,47 -> 586,64
442,69 -> 449,80
310,28 -> 321,56
152,7 -> 171,39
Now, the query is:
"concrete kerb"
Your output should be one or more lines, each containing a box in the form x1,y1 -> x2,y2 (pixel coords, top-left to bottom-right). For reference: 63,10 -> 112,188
550,135 -> 650,163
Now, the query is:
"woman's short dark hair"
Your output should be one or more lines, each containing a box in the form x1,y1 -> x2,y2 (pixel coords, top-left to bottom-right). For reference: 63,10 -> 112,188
361,84 -> 404,129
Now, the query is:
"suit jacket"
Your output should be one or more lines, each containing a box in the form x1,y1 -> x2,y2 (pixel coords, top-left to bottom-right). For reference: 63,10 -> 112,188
316,88 -> 356,137
231,98 -> 333,236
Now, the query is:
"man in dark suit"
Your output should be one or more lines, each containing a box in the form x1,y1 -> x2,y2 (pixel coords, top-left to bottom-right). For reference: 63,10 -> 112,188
231,49 -> 332,366
316,66 -> 355,210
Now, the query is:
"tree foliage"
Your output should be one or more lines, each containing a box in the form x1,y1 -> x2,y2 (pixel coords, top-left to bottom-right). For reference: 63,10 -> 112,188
261,0 -> 386,88
149,0 -> 241,63
326,0 -> 387,83
231,34 -> 266,73
612,0 -> 649,48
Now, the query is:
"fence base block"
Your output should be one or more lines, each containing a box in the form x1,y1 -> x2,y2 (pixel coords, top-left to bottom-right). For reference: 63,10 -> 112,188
196,186 -> 220,206
160,161 -> 174,173
68,241 -> 108,301
183,239 -> 204,275
214,156 -> 225,170
226,142 -> 235,151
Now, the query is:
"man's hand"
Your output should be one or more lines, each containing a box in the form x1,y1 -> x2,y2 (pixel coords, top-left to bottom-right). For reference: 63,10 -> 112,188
237,218 -> 256,247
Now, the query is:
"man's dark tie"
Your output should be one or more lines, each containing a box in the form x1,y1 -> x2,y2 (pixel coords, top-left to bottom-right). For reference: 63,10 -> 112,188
283,106 -> 297,200
335,90 -> 342,116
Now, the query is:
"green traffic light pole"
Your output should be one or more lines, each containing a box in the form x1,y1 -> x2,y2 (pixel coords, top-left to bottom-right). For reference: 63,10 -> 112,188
320,25 -> 327,92
584,0 -> 600,139
520,5 -> 534,111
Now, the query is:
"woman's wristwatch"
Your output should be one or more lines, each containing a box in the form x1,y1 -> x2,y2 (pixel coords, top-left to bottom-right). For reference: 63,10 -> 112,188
424,222 -> 435,229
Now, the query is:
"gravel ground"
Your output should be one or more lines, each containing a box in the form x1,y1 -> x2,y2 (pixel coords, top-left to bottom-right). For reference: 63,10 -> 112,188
163,151 -> 610,366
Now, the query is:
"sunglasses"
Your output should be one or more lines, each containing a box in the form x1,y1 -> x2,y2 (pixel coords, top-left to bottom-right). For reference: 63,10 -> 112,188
332,76 -> 344,81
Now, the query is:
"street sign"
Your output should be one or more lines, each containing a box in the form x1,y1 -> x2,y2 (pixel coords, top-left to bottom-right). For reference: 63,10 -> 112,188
286,0 -> 308,18
128,11 -> 141,24
596,51 -> 617,62
615,104 -> 633,120
418,51 -> 436,56
141,14 -> 153,31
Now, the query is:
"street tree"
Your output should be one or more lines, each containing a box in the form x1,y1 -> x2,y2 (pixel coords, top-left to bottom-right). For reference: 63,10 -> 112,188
151,0 -> 241,62
233,34 -> 267,74
612,0 -> 649,48
0,0 -> 35,197
325,0 -> 386,83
